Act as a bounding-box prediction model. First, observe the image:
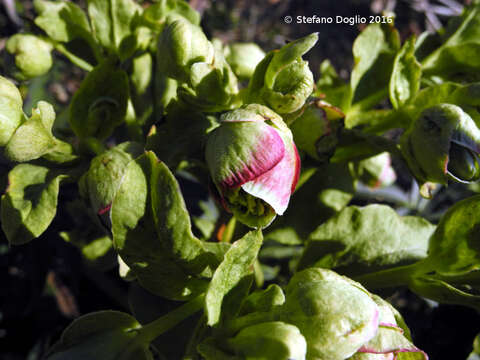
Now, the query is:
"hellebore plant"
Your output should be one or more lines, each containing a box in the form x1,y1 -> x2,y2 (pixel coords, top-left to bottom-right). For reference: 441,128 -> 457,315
6,0 -> 480,359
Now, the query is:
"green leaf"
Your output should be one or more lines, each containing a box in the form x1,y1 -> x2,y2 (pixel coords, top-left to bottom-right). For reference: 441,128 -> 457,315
390,36 -> 421,109
34,0 -> 93,44
46,311 -> 152,360
240,284 -> 285,315
150,156 -> 224,274
421,3 -> 480,79
425,195 -> 480,275
298,205 -> 435,276
205,230 -> 263,326
5,101 -> 57,162
315,60 -> 351,110
349,23 -> 400,114
87,0 -> 142,54
69,60 -> 129,139
409,276 -> 480,311
146,102 -> 218,168
405,82 -> 462,122
111,152 -> 211,300
1,164 -> 64,245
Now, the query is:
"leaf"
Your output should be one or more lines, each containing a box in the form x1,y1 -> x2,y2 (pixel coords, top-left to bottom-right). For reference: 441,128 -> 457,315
403,82 -> 462,124
111,152 -> 210,300
298,205 -> 435,276
425,195 -> 480,276
146,102 -> 217,168
205,230 -> 263,326
349,23 -> 400,115
5,101 -> 57,162
240,284 -> 285,315
46,311 -> 152,360
87,0 -> 142,54
69,60 -> 129,139
315,60 -> 351,110
421,3 -> 480,79
1,164 -> 64,245
389,36 -> 421,109
150,154 -> 222,274
34,0 -> 94,44
409,276 -> 480,311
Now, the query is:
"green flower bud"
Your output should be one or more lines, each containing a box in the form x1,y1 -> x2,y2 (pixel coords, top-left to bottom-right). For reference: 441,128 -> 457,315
225,43 -> 266,80
157,18 -> 214,82
46,311 -> 151,360
0,76 -> 23,146
400,104 -> 480,184
352,152 -> 397,189
79,142 -> 143,219
178,46 -> 239,112
227,322 -> 307,360
279,268 -> 379,360
247,33 -> 318,114
6,34 -> 53,80
290,99 -> 344,161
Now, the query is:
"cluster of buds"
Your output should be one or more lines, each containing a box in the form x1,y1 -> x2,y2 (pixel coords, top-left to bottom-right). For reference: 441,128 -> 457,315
201,268 -> 426,360
157,17 -> 238,111
280,269 -> 427,360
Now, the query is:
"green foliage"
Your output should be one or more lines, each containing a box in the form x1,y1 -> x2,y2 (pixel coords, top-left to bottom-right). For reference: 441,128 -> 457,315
1,164 -> 65,244
298,205 -> 435,275
8,0 -> 480,358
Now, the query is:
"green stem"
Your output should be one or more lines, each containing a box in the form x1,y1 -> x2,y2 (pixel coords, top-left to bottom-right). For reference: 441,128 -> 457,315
184,315 -> 208,360
136,294 -> 205,343
352,262 -> 423,290
54,43 -> 94,72
221,217 -> 237,243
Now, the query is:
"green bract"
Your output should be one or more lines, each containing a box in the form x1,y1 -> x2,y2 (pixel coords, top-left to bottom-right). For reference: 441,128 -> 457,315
227,322 -> 307,360
5,101 -> 58,162
400,103 -> 480,184
280,268 -> 379,360
80,142 -> 144,217
247,33 -> 318,114
157,18 -> 214,82
225,43 -> 266,80
6,34 -> 53,79
0,76 -> 23,146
